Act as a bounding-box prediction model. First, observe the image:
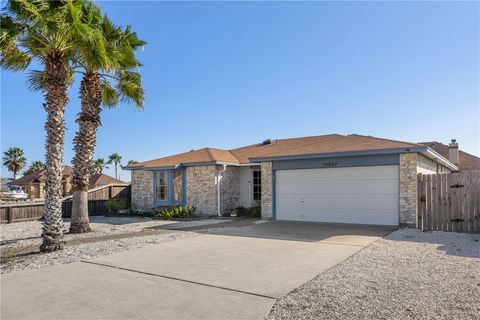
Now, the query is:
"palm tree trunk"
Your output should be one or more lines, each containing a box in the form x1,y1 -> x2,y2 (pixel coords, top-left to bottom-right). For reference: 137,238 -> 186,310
13,171 -> 16,180
70,72 -> 102,234
115,163 -> 118,179
40,51 -> 68,252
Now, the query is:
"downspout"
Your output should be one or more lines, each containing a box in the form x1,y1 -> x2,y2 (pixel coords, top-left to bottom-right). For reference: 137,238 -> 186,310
217,164 -> 227,216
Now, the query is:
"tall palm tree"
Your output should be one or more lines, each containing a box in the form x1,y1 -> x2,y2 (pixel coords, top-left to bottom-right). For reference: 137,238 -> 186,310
107,153 -> 123,180
2,147 -> 27,180
1,0 -> 96,252
93,158 -> 108,174
69,9 -> 145,233
23,160 -> 45,176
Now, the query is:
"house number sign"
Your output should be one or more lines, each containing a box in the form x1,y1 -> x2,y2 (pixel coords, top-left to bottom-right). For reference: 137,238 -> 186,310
322,161 -> 338,167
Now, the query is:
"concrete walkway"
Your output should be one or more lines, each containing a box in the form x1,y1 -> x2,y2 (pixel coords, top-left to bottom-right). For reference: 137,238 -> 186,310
1,221 -> 393,320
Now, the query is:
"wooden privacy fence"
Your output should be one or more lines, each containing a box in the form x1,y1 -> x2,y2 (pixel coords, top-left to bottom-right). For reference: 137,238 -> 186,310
417,172 -> 480,233
1,184 -> 130,224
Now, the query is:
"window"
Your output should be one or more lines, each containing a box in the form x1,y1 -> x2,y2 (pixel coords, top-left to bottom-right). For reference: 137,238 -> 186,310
154,169 -> 185,205
253,170 -> 261,201
155,171 -> 168,201
172,170 -> 183,202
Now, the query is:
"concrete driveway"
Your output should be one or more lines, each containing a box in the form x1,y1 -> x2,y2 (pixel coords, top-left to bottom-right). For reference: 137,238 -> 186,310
1,220 -> 393,320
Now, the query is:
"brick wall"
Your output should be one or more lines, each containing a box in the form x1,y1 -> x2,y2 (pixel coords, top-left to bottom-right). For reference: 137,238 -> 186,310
186,165 -> 217,216
131,170 -> 153,211
399,153 -> 417,226
219,166 -> 240,215
260,161 -> 273,219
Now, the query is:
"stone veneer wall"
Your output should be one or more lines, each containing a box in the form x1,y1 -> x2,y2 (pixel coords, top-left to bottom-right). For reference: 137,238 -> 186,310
218,166 -> 240,215
399,153 -> 417,226
131,170 -> 153,211
186,165 -> 217,216
260,162 -> 273,219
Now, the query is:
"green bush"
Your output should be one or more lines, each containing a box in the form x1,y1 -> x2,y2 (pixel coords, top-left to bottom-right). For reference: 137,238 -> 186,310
235,206 -> 261,218
104,199 -> 129,214
153,206 -> 197,220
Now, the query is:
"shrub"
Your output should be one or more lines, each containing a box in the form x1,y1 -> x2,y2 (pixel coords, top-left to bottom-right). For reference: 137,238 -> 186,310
153,206 -> 197,220
104,199 -> 129,214
235,206 -> 261,218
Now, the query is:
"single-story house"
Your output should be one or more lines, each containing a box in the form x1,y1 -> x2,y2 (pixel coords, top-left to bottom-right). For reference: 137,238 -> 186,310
125,134 -> 464,226
8,166 -> 125,199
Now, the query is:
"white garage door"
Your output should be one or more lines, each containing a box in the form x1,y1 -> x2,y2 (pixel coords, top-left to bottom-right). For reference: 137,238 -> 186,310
275,165 -> 399,225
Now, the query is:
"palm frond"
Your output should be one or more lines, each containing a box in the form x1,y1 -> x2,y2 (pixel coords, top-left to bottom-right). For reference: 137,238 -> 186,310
115,70 -> 144,109
26,69 -> 46,91
101,80 -> 120,108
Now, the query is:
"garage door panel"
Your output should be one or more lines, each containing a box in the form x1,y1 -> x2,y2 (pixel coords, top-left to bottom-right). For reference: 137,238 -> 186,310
277,182 -> 398,196
275,166 -> 399,225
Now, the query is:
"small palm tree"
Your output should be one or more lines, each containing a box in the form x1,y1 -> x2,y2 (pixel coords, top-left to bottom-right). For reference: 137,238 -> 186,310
93,158 -> 108,174
2,147 -> 26,180
127,160 -> 139,166
1,0 -> 97,252
23,160 -> 45,176
107,153 -> 122,179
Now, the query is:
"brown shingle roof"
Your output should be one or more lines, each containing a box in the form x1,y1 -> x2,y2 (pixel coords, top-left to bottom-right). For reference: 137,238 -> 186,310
128,148 -> 240,169
230,134 -> 420,163
131,134 -> 422,169
89,173 -> 126,186
8,166 -> 74,186
8,166 -> 126,186
419,141 -> 480,171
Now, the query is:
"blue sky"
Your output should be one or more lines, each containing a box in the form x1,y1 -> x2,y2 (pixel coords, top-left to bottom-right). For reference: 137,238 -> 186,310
1,1 -> 479,181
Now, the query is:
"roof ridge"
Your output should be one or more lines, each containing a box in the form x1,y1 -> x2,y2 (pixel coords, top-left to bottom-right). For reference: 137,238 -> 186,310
204,148 -> 215,161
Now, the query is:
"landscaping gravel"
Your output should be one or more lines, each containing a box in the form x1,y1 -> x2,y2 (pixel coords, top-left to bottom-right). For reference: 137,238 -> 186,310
0,216 -> 228,274
1,231 -> 198,274
267,228 -> 480,320
0,216 -> 225,249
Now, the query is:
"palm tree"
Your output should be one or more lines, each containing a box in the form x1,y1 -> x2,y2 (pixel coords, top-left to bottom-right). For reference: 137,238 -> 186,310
23,160 -> 45,176
69,10 -> 145,233
107,153 -> 123,180
2,147 -> 27,180
127,160 -> 139,166
1,0 -> 96,252
93,158 -> 108,174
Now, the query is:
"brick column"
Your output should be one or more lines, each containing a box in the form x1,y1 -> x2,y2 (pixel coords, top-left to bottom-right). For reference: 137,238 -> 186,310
399,153 -> 417,226
261,162 -> 273,219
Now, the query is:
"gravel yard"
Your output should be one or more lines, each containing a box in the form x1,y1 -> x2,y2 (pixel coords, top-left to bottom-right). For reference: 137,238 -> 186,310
0,216 -> 226,274
268,228 -> 480,320
0,216 -> 223,249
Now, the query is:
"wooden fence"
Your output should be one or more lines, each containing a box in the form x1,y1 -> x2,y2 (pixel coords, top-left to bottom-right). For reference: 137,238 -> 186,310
417,172 -> 480,233
1,184 -> 130,224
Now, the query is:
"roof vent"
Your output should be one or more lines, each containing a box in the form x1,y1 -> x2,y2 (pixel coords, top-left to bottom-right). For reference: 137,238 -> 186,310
262,139 -> 277,145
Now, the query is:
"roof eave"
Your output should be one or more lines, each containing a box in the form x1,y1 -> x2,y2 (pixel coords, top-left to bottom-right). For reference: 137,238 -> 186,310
124,161 -> 240,171
422,148 -> 458,171
248,147 -> 428,162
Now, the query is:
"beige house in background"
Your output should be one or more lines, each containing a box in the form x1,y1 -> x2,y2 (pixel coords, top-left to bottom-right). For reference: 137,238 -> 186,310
125,134 -> 471,227
8,166 -> 125,199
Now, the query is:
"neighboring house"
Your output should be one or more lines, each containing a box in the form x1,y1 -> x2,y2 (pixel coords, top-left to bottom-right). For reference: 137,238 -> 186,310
125,134 -> 460,227
419,140 -> 480,172
7,166 -> 125,199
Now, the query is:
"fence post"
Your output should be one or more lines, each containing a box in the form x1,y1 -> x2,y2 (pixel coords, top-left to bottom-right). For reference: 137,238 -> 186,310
7,206 -> 13,223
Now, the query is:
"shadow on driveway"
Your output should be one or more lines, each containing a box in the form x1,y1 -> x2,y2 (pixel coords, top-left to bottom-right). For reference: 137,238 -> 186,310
146,218 -> 396,244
